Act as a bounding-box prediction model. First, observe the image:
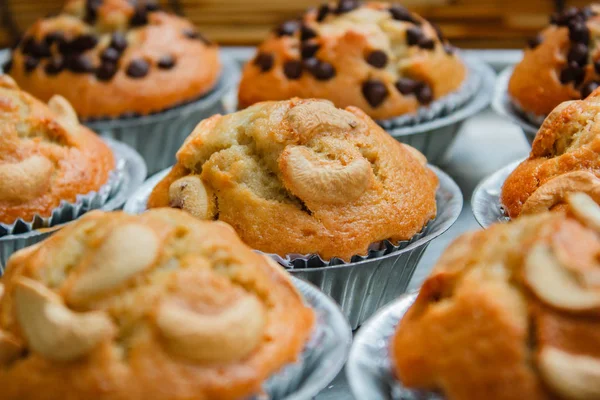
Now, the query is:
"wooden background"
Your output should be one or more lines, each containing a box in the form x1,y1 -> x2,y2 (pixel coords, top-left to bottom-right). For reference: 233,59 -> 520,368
0,0 -> 593,49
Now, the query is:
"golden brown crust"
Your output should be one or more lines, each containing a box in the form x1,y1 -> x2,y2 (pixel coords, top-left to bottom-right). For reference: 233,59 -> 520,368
0,209 -> 314,400
0,76 -> 114,225
148,98 -> 438,261
238,1 -> 466,120
7,0 -> 220,118
500,89 -> 600,219
392,195 -> 600,400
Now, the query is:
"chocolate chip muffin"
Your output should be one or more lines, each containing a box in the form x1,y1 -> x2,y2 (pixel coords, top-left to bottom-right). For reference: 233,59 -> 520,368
147,98 -> 438,261
5,0 -> 220,119
0,208 -> 315,400
392,192 -> 600,400
0,75 -> 114,225
509,5 -> 600,118
238,1 -> 466,120
501,89 -> 600,219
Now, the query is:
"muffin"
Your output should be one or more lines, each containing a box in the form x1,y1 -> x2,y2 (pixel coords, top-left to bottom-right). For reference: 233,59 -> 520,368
0,208 -> 315,400
238,1 -> 466,120
509,5 -> 600,118
147,98 -> 438,261
501,89 -> 600,219
0,74 -> 114,225
5,0 -> 220,119
391,192 -> 600,400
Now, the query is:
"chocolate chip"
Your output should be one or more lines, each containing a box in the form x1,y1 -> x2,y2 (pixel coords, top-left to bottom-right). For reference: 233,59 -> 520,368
366,50 -> 387,68
44,57 -> 64,75
581,6 -> 596,19
22,37 -> 51,58
316,4 -> 330,22
568,42 -> 588,66
560,62 -> 585,85
110,33 -> 128,52
416,83 -> 433,104
96,61 -> 117,81
362,80 -> 388,107
418,38 -> 435,50
276,20 -> 299,37
555,7 -> 579,26
130,7 -> 148,27
2,58 -> 12,73
568,21 -> 589,44
389,5 -> 417,24
595,60 -> 600,75
334,0 -> 359,14
24,56 -> 39,72
101,47 -> 120,63
395,78 -> 420,95
145,1 -> 160,11
406,27 -> 424,46
310,60 -> 335,80
85,0 -> 102,24
301,25 -> 317,41
303,57 -> 319,71
581,81 -> 600,98
183,28 -> 199,39
71,34 -> 98,53
283,60 -> 302,79
44,31 -> 64,46
301,42 -> 320,59
67,54 -> 94,73
527,34 -> 543,49
157,55 -> 176,69
126,58 -> 150,78
254,53 -> 274,72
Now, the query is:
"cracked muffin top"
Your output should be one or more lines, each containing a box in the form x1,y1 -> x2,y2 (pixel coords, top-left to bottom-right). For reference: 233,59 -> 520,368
392,192 -> 600,400
509,5 -> 600,117
501,88 -> 600,219
0,209 -> 314,400
0,75 -> 114,225
5,0 -> 220,119
237,1 -> 466,120
147,98 -> 438,261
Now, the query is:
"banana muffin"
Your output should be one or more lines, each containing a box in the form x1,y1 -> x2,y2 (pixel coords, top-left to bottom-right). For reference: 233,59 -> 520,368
509,5 -> 600,118
392,192 -> 600,400
238,1 -> 466,120
5,0 -> 220,119
0,209 -> 315,400
147,98 -> 438,261
0,75 -> 114,225
501,89 -> 600,219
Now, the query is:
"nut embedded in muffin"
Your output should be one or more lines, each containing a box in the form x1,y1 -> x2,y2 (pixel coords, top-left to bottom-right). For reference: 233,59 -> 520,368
391,192 -> 600,400
0,209 -> 314,400
5,0 -> 220,119
238,1 -> 466,120
0,75 -> 114,225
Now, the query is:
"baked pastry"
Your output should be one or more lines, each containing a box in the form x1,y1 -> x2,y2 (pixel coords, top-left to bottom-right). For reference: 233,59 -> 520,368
0,74 -> 114,225
238,1 -> 466,120
501,89 -> 600,219
147,98 -> 438,261
509,5 -> 600,117
5,0 -> 220,119
392,192 -> 600,400
0,208 -> 314,400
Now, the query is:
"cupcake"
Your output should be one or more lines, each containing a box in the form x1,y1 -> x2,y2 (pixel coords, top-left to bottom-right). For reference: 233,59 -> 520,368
0,208 -> 316,400
389,192 -> 600,399
237,1 -> 466,122
508,4 -> 600,121
500,89 -> 600,219
147,98 -> 438,262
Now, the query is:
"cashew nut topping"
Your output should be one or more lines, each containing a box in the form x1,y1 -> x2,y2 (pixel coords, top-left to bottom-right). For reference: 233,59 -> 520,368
521,172 -> 600,215
0,330 -> 22,365
48,95 -> 79,132
402,144 -> 427,166
0,156 -> 54,202
525,244 -> 600,311
156,294 -> 266,363
0,75 -> 18,89
169,175 -> 213,219
567,192 -> 600,232
539,346 -> 600,400
14,277 -> 115,361
286,101 -> 359,139
67,224 -> 159,303
280,145 -> 373,204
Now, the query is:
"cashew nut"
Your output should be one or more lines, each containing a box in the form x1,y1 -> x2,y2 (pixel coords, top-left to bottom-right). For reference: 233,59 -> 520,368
280,145 -> 373,204
14,277 -> 115,361
48,95 -> 79,133
539,346 -> 600,400
0,330 -> 22,365
286,101 -> 359,140
521,172 -> 600,215
0,156 -> 54,202
0,75 -> 18,89
169,175 -> 214,219
156,294 -> 266,363
567,192 -> 600,232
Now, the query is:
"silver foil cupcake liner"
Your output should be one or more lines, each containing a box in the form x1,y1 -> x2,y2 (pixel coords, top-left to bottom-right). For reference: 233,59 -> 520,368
0,138 -> 147,271
378,55 -> 482,130
386,56 -> 495,165
85,54 -> 240,175
259,277 -> 351,400
346,291 -> 444,400
492,67 -> 541,145
471,159 -> 521,228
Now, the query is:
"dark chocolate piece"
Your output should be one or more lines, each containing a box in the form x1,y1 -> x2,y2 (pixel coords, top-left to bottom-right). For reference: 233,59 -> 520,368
96,61 -> 118,81
316,4 -> 330,22
157,55 -> 176,69
301,42 -> 320,59
44,57 -> 64,75
254,53 -> 274,72
527,34 -> 543,49
406,27 -> 424,46
301,25 -> 317,41
24,56 -> 40,72
362,80 -> 388,107
283,60 -> 302,79
110,33 -> 128,53
100,47 -> 120,63
366,50 -> 388,68
276,21 -> 299,37
581,81 -> 600,98
126,58 -> 150,78
389,5 -> 418,24
67,54 -> 94,73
